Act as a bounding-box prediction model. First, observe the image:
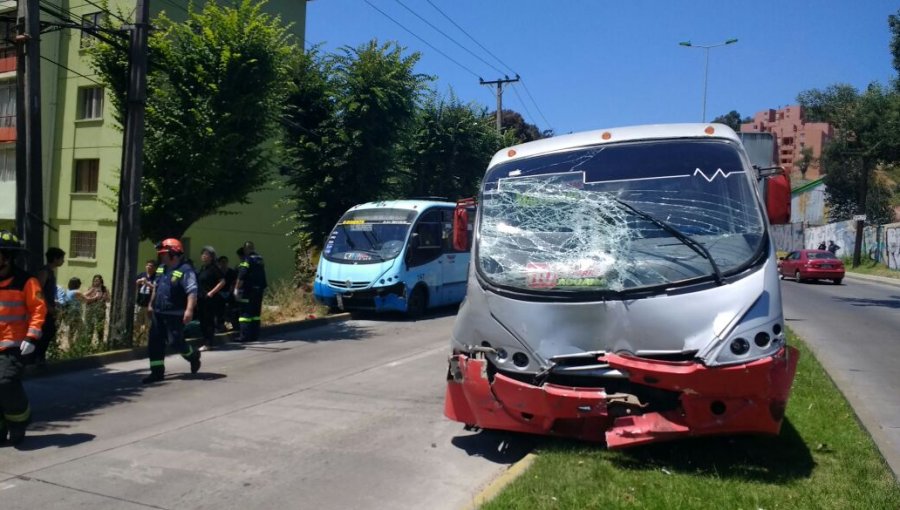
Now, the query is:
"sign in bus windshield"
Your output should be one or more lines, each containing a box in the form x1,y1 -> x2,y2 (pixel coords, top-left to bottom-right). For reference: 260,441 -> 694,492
324,208 -> 418,263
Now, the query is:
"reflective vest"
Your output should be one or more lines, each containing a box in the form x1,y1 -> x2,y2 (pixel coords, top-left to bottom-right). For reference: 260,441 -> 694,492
153,262 -> 196,314
0,269 -> 46,351
238,253 -> 267,290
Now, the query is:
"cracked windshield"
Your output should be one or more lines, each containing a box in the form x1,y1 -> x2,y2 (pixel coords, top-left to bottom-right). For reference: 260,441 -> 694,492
324,208 -> 416,263
478,140 -> 765,291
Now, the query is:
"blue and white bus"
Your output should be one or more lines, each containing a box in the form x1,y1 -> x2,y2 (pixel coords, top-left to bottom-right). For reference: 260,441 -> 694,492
313,199 -> 474,316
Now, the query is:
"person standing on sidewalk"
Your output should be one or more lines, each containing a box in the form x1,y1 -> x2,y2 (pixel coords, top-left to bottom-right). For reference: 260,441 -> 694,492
134,260 -> 157,345
33,247 -> 65,367
0,231 -> 46,445
83,275 -> 110,347
196,246 -> 225,351
234,241 -> 267,343
143,238 -> 201,384
216,256 -> 238,332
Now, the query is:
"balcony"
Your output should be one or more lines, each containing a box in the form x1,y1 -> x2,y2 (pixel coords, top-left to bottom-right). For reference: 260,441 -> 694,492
0,47 -> 14,74
0,114 -> 13,142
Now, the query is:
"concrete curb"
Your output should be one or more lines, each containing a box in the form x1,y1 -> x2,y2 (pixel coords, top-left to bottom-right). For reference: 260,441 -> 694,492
844,271 -> 900,288
461,453 -> 537,510
25,313 -> 353,378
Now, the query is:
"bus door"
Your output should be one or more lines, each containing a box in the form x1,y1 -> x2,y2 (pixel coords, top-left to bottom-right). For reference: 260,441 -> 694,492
406,208 -> 445,306
440,208 -> 469,304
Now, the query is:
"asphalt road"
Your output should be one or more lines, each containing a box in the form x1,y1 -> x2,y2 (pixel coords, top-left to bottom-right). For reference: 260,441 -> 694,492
0,312 -> 532,510
781,274 -> 900,478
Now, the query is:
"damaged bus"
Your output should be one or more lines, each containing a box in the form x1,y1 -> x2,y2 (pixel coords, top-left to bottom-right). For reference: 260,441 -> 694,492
313,199 -> 475,316
444,124 -> 798,448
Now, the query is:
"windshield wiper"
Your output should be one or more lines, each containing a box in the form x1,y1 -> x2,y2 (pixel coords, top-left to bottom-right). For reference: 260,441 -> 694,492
614,198 -> 724,285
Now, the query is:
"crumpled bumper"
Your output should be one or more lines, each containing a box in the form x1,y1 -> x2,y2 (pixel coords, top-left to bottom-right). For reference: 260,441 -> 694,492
444,346 -> 799,448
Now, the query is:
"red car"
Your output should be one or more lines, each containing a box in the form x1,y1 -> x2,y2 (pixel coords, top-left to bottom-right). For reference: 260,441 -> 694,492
778,249 -> 845,284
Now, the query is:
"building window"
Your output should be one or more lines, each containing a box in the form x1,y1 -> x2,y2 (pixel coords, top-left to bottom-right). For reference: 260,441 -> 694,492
70,231 -> 97,259
0,146 -> 14,182
79,87 -> 103,120
74,159 -> 100,193
80,12 -> 104,48
0,80 -> 14,129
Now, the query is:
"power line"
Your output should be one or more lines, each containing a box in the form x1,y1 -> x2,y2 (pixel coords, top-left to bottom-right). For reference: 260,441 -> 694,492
361,0 -> 481,79
393,0 -> 504,76
159,0 -> 189,15
518,79 -> 552,131
510,84 -> 537,128
80,0 -> 130,25
40,54 -> 105,87
422,0 -> 553,131
424,0 -> 516,76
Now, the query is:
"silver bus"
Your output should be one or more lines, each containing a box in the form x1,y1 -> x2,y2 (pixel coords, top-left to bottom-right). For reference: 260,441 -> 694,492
444,124 -> 798,448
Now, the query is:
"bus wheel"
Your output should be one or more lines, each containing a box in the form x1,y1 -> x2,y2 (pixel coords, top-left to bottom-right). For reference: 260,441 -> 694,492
407,286 -> 427,318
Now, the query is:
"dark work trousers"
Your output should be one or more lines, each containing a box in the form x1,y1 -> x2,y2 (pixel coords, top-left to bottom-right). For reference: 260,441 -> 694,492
147,313 -> 199,376
32,312 -> 56,364
238,288 -> 264,342
196,296 -> 220,347
0,350 -> 30,434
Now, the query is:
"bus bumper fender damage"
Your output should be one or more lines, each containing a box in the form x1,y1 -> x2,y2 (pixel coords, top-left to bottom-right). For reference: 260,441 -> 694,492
444,346 -> 799,448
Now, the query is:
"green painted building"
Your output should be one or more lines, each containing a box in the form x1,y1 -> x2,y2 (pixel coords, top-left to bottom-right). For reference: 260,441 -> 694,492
0,0 -> 307,290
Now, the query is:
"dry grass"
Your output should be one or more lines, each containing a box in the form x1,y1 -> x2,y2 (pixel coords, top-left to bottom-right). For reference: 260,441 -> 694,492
261,279 -> 329,324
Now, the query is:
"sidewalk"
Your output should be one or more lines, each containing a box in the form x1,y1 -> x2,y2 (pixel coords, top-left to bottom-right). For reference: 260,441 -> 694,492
844,271 -> 900,287
25,313 -> 352,379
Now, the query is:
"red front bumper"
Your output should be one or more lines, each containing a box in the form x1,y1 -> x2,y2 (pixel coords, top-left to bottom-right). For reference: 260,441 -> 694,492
444,347 -> 799,448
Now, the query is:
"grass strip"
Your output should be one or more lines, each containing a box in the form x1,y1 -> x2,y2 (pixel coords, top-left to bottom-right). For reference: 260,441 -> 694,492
483,330 -> 900,509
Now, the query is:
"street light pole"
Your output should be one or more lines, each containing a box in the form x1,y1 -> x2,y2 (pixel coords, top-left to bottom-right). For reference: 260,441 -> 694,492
679,39 -> 738,122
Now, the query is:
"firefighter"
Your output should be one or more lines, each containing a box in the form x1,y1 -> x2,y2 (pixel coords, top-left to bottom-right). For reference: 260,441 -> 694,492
143,238 -> 201,384
234,241 -> 267,343
0,230 -> 46,445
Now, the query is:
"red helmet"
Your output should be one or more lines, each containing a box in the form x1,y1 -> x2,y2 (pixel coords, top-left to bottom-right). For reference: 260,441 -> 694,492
156,238 -> 184,256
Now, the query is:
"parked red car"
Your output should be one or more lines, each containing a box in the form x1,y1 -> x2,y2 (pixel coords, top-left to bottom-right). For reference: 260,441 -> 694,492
778,249 -> 845,284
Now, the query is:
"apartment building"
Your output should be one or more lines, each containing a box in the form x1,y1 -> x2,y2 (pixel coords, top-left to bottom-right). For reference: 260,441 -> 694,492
0,0 -> 307,287
740,105 -> 833,181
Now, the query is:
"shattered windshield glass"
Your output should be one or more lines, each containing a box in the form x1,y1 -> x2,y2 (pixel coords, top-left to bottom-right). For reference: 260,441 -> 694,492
324,208 -> 416,264
478,139 -> 765,292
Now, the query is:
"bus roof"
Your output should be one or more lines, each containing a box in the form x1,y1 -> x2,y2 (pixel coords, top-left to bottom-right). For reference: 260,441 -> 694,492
347,199 -> 457,213
488,123 -> 742,169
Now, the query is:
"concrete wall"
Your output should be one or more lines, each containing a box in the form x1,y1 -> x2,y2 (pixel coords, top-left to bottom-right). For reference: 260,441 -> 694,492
771,220 -> 900,270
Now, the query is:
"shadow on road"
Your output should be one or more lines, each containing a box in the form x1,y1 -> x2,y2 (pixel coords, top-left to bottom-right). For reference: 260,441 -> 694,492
450,429 -> 540,465
345,305 -> 459,323
605,419 -> 814,482
832,295 -> 900,309
8,432 -> 96,451
25,366 -> 169,433
263,321 -> 376,344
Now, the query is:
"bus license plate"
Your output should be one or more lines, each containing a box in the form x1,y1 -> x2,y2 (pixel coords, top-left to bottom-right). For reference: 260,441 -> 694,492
336,293 -> 344,310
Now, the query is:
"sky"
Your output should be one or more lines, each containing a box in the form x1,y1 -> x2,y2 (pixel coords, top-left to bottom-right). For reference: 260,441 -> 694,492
305,0 -> 899,135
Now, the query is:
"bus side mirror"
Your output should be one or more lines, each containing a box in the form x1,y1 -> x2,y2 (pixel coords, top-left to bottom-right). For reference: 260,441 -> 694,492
755,166 -> 791,225
453,198 -> 476,251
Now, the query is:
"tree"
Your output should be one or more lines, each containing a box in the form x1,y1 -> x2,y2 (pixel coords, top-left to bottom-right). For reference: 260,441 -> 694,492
90,0 -> 294,240
798,83 -> 900,226
283,40 -> 430,251
711,110 -> 745,132
398,93 -> 510,200
489,109 -> 551,143
794,146 -> 815,179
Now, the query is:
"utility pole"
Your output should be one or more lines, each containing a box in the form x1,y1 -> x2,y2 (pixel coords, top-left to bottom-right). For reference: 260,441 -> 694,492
15,0 -> 43,271
109,0 -> 150,348
851,156 -> 869,268
480,74 -> 519,132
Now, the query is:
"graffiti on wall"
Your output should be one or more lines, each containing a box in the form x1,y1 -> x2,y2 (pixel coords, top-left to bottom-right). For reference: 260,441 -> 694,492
771,224 -> 804,253
883,223 -> 900,270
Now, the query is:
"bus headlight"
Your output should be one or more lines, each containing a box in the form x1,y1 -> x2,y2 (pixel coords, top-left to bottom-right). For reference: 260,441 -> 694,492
708,319 -> 785,366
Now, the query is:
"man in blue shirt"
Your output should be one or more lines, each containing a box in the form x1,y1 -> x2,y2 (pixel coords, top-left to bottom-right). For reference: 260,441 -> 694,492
144,238 -> 201,384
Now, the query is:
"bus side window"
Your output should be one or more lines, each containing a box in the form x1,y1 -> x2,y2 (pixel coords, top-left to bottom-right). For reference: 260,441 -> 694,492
407,210 -> 443,267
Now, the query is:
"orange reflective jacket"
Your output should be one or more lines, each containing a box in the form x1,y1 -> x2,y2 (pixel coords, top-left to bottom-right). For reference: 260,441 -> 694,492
0,269 -> 46,350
